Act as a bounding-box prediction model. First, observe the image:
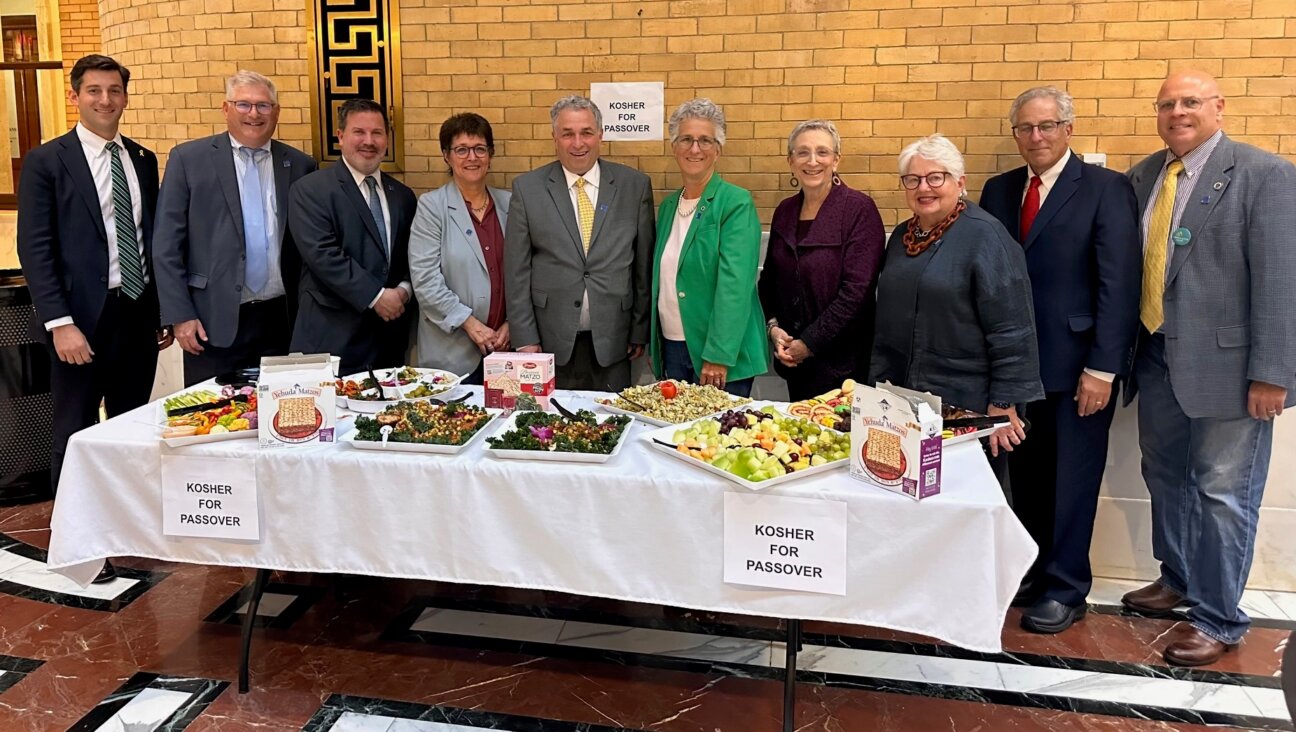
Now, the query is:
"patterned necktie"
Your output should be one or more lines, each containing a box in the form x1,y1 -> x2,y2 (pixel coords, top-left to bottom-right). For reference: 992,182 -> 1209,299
239,147 -> 269,294
574,177 -> 594,254
364,176 -> 388,256
1141,159 -> 1184,332
1019,175 -> 1042,240
104,141 -> 145,299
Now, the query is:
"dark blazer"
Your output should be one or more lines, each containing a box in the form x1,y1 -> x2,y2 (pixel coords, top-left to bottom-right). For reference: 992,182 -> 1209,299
980,152 -> 1141,393
869,202 -> 1044,410
17,128 -> 160,343
288,161 -> 417,373
153,133 -> 316,347
759,183 -> 886,397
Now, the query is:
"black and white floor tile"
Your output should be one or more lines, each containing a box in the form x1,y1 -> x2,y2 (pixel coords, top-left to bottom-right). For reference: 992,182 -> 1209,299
66,672 -> 228,731
0,533 -> 166,611
0,653 -> 43,696
1088,577 -> 1296,631
303,693 -> 633,731
385,595 -> 1296,732
203,580 -> 326,629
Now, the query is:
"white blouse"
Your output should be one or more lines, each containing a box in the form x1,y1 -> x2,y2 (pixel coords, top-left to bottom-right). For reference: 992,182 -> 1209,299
656,196 -> 699,341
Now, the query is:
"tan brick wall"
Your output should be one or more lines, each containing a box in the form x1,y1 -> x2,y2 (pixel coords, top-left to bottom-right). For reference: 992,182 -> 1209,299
60,0 -> 102,129
100,0 -> 1296,227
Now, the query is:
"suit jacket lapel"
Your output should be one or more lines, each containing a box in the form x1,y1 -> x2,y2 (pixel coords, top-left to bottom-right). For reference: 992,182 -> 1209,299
1024,153 -> 1081,250
213,135 -> 246,244
1167,138 -> 1233,287
996,167 -> 1028,241
678,174 -> 724,263
588,164 -> 616,252
271,141 -> 292,243
337,162 -> 386,260
447,183 -> 487,271
123,136 -> 155,248
56,131 -> 107,242
1130,150 -> 1168,211
544,165 -> 584,261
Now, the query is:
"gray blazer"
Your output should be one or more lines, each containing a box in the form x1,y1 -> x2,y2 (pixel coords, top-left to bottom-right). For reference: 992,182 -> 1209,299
408,180 -> 510,376
1126,134 -> 1296,418
153,133 -> 316,347
504,160 -> 655,367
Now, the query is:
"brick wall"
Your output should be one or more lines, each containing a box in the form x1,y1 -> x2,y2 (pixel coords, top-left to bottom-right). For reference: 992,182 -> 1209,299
101,0 -> 1296,226
59,0 -> 102,129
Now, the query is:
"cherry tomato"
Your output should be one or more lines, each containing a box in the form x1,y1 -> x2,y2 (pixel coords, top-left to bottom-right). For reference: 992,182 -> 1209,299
660,381 -> 678,400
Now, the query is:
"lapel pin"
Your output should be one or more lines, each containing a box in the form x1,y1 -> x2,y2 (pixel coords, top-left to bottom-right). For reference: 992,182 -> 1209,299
1200,195 -> 1210,205
466,228 -> 473,235
283,160 -> 291,167
1213,181 -> 1223,190
598,204 -> 608,213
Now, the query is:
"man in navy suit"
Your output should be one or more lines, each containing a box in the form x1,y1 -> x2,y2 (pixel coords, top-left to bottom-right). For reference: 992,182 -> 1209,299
153,70 -> 317,385
980,87 -> 1142,633
17,55 -> 171,581
289,99 -> 416,375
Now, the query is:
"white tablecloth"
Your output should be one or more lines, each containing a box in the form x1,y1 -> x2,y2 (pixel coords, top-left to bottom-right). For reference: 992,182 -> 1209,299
46,389 -> 1036,653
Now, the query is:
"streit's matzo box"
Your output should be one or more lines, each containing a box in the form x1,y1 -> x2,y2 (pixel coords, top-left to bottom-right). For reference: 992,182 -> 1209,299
258,354 -> 336,448
850,382 -> 942,499
483,352 -> 555,411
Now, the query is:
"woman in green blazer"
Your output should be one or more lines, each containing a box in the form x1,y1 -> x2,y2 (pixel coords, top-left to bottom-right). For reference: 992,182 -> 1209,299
650,99 -> 768,396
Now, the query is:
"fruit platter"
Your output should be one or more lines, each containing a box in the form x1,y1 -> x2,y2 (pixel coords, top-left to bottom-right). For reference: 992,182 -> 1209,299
159,384 -> 259,446
342,401 -> 500,454
786,379 -> 855,432
337,367 -> 463,412
644,405 -> 850,490
485,410 -> 633,463
941,404 -> 1010,445
597,380 -> 750,426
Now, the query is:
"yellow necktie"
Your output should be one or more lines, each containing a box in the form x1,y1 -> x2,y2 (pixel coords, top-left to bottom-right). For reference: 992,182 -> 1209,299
574,177 -> 594,253
1141,159 -> 1184,332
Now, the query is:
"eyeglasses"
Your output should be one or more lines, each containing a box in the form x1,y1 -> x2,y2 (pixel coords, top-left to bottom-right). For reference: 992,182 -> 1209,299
791,147 -> 836,162
1153,95 -> 1220,114
449,145 -> 490,159
899,171 -> 952,190
1011,120 -> 1068,138
229,100 -> 276,115
674,136 -> 718,151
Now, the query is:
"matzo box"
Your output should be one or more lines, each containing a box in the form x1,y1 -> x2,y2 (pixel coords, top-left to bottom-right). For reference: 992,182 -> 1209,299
483,352 -> 555,411
850,382 -> 942,500
258,354 -> 336,447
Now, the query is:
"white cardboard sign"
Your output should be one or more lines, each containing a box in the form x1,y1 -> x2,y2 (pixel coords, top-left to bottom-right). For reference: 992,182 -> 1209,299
161,455 -> 259,540
590,81 -> 664,141
723,492 -> 847,595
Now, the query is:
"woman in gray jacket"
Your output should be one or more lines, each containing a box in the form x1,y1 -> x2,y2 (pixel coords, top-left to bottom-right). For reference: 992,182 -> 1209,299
409,113 -> 511,382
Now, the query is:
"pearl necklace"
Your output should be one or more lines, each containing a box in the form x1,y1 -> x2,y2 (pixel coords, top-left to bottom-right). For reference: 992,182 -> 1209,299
677,196 -> 700,218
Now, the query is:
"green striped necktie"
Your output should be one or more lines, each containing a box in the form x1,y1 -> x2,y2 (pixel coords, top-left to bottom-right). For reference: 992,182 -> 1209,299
105,140 -> 145,300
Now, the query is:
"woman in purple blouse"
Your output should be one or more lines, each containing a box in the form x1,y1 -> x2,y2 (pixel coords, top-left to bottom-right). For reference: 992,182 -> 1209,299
758,120 -> 886,401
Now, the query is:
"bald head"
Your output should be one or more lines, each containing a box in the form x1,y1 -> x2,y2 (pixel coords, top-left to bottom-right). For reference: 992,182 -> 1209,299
1155,70 -> 1225,157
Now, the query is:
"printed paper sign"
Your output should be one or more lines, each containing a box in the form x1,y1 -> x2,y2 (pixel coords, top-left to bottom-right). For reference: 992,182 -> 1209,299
161,455 -> 259,540
723,492 -> 847,595
590,81 -> 664,141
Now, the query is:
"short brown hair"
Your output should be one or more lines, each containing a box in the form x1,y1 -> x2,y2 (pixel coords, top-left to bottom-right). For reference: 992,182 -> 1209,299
337,98 -> 387,131
71,54 -> 130,93
439,113 -> 495,154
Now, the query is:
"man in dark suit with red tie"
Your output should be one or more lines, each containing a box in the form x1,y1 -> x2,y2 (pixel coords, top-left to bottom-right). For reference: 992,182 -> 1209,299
980,87 -> 1142,633
17,55 -> 171,581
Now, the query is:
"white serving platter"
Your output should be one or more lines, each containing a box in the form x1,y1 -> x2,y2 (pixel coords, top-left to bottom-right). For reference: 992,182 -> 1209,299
641,409 -> 849,491
483,411 -> 634,464
595,387 -> 751,427
338,367 -> 464,409
942,424 -> 1006,446
341,408 -> 501,455
162,428 -> 258,448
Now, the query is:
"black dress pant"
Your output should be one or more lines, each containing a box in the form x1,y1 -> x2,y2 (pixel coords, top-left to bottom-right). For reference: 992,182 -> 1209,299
1008,390 -> 1117,607
182,297 -> 291,386
48,291 -> 158,493
555,331 -> 631,392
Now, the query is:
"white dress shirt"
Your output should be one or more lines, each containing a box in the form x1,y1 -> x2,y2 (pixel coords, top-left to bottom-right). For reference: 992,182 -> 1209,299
563,162 -> 600,331
657,196 -> 698,341
340,158 -> 411,308
229,134 -> 284,302
45,123 -> 145,331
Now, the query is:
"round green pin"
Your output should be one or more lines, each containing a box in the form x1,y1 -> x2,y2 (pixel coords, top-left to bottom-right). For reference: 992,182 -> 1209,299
1172,227 -> 1192,246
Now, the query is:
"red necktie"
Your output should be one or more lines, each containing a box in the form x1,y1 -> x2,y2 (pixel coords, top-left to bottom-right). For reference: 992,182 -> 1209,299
1019,175 -> 1042,241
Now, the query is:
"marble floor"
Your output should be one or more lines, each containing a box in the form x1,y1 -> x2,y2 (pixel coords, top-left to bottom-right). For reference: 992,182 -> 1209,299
0,500 -> 1292,732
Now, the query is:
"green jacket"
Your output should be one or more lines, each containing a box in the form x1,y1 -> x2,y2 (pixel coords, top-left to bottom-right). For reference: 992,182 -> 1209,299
650,174 -> 769,382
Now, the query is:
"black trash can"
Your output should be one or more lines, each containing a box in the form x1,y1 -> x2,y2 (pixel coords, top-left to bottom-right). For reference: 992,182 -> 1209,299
0,268 -> 54,505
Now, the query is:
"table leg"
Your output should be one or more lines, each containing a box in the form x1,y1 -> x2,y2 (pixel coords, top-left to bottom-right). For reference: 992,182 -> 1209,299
238,568 -> 271,694
782,619 -> 801,732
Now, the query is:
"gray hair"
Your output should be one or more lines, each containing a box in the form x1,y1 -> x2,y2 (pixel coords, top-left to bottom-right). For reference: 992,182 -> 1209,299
550,95 -> 602,131
226,70 -> 277,103
898,134 -> 966,180
1009,86 -> 1075,126
668,98 -> 726,147
786,119 -> 841,156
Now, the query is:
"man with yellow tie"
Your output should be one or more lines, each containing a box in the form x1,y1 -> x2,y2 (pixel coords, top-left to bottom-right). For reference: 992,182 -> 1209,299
504,95 -> 656,391
1122,70 -> 1296,666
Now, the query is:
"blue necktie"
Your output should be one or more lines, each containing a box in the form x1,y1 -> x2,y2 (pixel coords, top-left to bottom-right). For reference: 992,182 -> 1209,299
239,147 -> 269,294
364,175 -> 388,256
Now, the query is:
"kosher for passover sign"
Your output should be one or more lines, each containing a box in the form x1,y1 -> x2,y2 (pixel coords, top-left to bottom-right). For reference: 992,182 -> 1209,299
590,82 -> 663,141
723,492 -> 847,595
161,455 -> 259,540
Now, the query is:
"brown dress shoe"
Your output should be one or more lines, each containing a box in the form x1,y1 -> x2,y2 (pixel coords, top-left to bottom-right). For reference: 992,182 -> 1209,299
1164,626 -> 1232,667
1121,582 -> 1185,614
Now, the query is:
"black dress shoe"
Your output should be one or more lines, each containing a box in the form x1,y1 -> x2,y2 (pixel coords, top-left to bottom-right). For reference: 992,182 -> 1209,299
1021,598 -> 1086,634
91,560 -> 118,584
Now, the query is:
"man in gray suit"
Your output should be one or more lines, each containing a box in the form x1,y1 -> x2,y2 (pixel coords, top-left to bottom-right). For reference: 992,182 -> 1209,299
153,70 -> 317,385
1122,70 -> 1296,666
504,95 -> 655,391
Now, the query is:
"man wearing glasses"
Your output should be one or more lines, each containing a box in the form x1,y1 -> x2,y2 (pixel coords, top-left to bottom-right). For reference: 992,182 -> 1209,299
1122,70 -> 1296,665
153,70 -> 316,385
980,87 -> 1141,634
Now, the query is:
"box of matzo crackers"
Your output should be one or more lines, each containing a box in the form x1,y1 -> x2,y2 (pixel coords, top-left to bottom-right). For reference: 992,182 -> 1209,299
483,352 -> 555,411
850,382 -> 942,499
258,354 -> 336,447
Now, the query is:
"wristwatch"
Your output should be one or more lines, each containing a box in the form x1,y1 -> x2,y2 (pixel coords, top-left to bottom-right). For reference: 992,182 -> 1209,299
989,401 -> 1011,410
